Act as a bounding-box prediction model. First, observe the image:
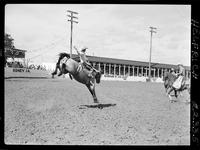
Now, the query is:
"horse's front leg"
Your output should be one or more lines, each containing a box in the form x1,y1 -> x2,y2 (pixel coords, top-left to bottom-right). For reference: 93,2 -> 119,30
167,87 -> 174,102
164,81 -> 169,96
174,89 -> 178,98
51,63 -> 59,78
165,86 -> 169,96
58,63 -> 67,76
86,81 -> 98,103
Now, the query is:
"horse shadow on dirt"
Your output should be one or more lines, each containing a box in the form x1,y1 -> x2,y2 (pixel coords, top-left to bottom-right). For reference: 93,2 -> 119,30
170,99 -> 190,104
79,103 -> 116,109
169,95 -> 190,104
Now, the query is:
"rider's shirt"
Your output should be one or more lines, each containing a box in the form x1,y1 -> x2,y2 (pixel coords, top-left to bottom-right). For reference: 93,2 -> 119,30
178,66 -> 185,76
76,49 -> 88,64
79,52 -> 88,63
76,49 -> 93,72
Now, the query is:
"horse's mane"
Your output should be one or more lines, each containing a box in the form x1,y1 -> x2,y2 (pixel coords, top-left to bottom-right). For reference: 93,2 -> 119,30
57,53 -> 70,63
59,53 -> 70,59
164,71 -> 176,81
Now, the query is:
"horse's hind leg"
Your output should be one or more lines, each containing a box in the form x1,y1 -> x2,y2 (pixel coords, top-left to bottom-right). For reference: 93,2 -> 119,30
174,89 -> 178,98
165,86 -> 169,96
167,87 -> 174,102
51,62 -> 60,78
164,81 -> 169,96
86,83 -> 98,103
52,69 -> 57,78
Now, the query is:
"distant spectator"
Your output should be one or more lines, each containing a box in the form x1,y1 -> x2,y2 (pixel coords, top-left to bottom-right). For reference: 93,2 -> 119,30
12,61 -> 19,68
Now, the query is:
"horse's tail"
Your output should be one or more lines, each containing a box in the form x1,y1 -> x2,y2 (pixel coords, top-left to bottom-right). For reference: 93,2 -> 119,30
59,52 -> 70,59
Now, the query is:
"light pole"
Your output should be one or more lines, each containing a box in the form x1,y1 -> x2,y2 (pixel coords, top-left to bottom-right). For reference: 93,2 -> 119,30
148,26 -> 157,81
67,10 -> 78,58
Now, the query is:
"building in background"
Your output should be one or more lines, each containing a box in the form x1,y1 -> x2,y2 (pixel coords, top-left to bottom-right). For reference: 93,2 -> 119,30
70,54 -> 191,82
4,47 -> 27,67
5,47 -> 26,61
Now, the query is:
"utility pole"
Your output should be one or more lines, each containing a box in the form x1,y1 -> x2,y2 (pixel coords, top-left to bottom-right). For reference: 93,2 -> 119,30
148,26 -> 157,81
67,10 -> 78,58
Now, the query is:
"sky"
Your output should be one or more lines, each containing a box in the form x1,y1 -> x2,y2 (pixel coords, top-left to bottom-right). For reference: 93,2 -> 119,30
5,4 -> 191,66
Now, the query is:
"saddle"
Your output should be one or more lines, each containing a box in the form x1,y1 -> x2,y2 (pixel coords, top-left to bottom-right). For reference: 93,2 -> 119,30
77,63 -> 93,73
173,76 -> 185,90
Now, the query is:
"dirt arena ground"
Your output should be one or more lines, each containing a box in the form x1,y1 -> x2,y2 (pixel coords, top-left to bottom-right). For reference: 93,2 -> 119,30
4,76 -> 190,145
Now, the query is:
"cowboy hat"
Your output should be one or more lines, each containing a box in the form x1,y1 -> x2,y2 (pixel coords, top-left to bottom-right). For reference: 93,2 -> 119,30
81,47 -> 88,52
177,63 -> 183,66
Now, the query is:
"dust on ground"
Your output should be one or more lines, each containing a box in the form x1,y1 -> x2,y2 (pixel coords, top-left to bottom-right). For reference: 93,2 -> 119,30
4,78 -> 190,145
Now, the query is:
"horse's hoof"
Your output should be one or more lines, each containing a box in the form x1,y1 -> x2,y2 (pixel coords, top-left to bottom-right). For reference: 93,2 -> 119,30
168,95 -> 172,100
94,99 -> 99,103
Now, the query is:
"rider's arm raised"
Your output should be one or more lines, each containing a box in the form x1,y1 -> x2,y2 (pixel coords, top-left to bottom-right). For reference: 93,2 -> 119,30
74,46 -> 80,55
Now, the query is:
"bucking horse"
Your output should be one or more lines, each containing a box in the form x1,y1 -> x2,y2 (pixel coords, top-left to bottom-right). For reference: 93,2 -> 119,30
163,71 -> 190,102
51,53 -> 102,103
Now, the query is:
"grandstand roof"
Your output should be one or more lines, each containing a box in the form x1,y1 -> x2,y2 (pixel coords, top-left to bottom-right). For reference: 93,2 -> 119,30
5,47 -> 27,52
70,54 -> 190,71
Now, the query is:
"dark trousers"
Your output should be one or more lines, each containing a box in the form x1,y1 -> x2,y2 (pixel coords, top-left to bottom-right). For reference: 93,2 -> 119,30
82,62 -> 93,71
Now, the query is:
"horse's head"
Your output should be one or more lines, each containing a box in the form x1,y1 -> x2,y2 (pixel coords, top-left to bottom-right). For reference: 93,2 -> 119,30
163,71 -> 169,81
163,71 -> 178,84
58,53 -> 70,64
94,70 -> 102,84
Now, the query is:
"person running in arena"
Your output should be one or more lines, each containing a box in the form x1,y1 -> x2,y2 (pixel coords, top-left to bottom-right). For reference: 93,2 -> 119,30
172,64 -> 185,90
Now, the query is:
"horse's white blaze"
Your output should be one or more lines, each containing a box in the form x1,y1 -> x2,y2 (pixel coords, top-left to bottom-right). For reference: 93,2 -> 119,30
60,56 -> 68,64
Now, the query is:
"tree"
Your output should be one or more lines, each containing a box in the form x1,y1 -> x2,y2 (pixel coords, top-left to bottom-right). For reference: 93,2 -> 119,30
4,33 -> 16,60
4,33 -> 15,49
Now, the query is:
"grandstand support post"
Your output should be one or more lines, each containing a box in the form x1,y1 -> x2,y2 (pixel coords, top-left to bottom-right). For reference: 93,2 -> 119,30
132,66 -> 135,76
148,26 -> 157,82
104,63 -> 106,75
26,58 -> 30,69
157,68 -> 160,78
67,10 -> 78,58
119,65 -> 121,76
109,64 -> 111,75
124,65 -> 126,76
114,64 -> 116,77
